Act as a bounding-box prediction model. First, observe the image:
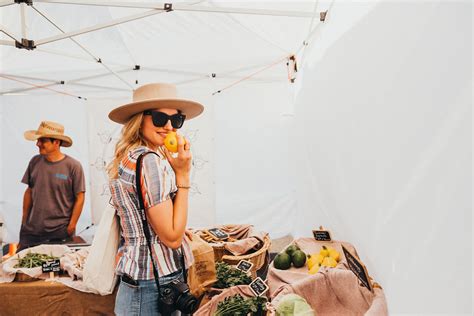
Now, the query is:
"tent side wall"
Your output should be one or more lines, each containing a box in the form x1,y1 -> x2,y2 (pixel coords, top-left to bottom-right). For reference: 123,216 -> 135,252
293,1 -> 472,314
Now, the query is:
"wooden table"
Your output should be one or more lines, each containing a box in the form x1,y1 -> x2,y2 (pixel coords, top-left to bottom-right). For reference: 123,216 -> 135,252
0,279 -> 116,315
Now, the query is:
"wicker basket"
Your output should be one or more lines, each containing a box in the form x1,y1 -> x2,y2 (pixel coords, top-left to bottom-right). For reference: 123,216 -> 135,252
197,228 -> 271,278
197,230 -> 271,277
221,235 -> 271,270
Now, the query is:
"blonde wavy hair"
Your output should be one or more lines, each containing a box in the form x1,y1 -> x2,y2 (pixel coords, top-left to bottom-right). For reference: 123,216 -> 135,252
107,112 -> 147,179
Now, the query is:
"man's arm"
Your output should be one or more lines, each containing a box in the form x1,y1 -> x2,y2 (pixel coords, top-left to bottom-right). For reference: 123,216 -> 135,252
22,187 -> 32,224
67,192 -> 85,236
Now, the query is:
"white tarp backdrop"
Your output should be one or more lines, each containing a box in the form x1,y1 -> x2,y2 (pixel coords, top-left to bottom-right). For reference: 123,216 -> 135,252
291,1 -> 472,315
0,1 -> 472,315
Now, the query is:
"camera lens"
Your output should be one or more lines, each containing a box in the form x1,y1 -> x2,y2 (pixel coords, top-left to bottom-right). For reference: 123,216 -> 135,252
177,294 -> 199,314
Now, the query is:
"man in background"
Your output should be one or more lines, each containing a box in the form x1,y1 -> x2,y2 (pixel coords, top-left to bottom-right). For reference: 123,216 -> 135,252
19,121 -> 85,251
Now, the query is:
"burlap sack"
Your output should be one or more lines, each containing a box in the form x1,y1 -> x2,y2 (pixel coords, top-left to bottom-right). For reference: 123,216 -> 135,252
187,234 -> 217,297
270,268 -> 388,316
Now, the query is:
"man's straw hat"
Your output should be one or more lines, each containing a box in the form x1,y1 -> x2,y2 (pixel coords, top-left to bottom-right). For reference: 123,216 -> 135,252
24,121 -> 73,147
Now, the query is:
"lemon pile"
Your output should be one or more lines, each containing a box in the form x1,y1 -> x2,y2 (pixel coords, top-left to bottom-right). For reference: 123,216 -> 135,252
307,245 -> 340,275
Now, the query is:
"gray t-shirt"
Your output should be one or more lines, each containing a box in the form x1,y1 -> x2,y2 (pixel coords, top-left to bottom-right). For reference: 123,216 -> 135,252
21,154 -> 85,238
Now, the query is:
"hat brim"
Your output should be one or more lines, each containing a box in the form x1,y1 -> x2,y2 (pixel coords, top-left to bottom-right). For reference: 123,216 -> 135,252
24,130 -> 73,147
109,98 -> 204,125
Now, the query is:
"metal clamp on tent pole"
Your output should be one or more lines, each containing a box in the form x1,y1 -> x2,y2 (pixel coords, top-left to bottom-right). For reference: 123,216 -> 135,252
14,0 -> 32,5
320,11 -> 328,22
15,38 -> 36,50
287,55 -> 297,83
164,3 -> 172,12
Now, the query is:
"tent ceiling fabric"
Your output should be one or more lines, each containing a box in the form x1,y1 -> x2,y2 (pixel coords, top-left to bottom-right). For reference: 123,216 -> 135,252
0,1 -> 324,97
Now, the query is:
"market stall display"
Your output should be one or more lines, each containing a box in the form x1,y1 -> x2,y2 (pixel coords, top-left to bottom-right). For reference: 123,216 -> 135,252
0,225 -> 388,315
267,237 -> 388,315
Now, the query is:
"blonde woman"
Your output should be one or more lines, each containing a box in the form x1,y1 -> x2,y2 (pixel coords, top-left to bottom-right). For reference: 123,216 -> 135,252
107,83 -> 204,315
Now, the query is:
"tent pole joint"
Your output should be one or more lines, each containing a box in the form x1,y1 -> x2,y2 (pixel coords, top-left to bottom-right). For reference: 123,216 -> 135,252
320,11 -> 327,22
15,38 -> 36,50
14,0 -> 32,5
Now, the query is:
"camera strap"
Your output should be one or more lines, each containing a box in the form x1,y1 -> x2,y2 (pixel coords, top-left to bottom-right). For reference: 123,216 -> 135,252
136,151 -> 162,296
136,151 -> 188,296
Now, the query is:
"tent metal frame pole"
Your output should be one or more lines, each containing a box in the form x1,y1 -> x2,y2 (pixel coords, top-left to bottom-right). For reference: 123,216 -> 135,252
0,39 -> 15,46
0,83 -> 59,95
0,68 -> 133,94
173,4 -> 315,18
20,3 -> 27,38
0,25 -> 20,42
36,47 -> 130,67
34,1 -> 315,18
67,67 -> 133,83
0,0 -> 14,7
0,68 -> 132,84
31,5 -> 134,90
0,73 -> 57,83
67,82 -> 130,92
35,9 -> 163,46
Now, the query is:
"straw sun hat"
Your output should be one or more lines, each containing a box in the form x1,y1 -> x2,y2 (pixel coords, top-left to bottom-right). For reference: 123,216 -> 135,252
24,121 -> 73,147
108,83 -> 204,124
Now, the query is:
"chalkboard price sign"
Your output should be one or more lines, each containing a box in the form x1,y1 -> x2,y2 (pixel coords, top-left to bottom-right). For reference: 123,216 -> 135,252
236,260 -> 253,273
249,277 -> 269,297
42,259 -> 60,273
341,245 -> 373,292
312,229 -> 332,241
207,228 -> 229,240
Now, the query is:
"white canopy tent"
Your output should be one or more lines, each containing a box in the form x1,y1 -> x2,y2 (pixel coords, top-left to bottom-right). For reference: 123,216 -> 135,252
0,1 -> 471,314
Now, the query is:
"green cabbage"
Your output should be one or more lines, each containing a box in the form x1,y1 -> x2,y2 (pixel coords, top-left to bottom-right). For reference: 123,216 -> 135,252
275,294 -> 315,316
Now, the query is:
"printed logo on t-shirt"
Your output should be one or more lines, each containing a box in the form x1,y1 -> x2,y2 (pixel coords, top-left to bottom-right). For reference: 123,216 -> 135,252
55,173 -> 68,180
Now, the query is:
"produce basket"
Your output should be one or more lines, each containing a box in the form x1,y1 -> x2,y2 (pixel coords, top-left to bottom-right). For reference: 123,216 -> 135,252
1,244 -> 70,283
267,237 -> 388,315
221,235 -> 271,277
198,228 -> 271,278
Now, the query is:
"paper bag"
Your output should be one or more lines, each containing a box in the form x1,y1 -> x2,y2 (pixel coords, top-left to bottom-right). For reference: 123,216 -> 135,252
187,234 -> 217,297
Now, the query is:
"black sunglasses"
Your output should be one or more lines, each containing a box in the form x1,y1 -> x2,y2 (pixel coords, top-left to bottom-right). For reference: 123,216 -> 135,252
143,110 -> 186,129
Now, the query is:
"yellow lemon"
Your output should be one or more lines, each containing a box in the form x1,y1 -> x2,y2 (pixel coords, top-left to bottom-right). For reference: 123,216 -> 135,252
319,245 -> 329,257
307,254 -> 318,270
322,256 -> 338,268
309,263 -> 320,275
328,248 -> 340,262
164,132 -> 179,153
316,254 -> 326,265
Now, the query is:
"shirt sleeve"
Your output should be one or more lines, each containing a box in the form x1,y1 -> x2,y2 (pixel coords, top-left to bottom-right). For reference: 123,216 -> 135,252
21,158 -> 33,187
140,153 -> 170,209
72,162 -> 86,195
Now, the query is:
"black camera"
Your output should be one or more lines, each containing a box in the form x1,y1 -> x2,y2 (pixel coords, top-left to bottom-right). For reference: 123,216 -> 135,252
159,279 -> 199,315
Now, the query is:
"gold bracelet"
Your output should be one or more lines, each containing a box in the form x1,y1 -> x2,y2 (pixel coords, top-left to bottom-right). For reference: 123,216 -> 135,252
177,184 -> 191,189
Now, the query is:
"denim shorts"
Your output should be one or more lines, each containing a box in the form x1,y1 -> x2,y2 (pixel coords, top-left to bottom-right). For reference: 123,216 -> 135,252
115,269 -> 189,316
